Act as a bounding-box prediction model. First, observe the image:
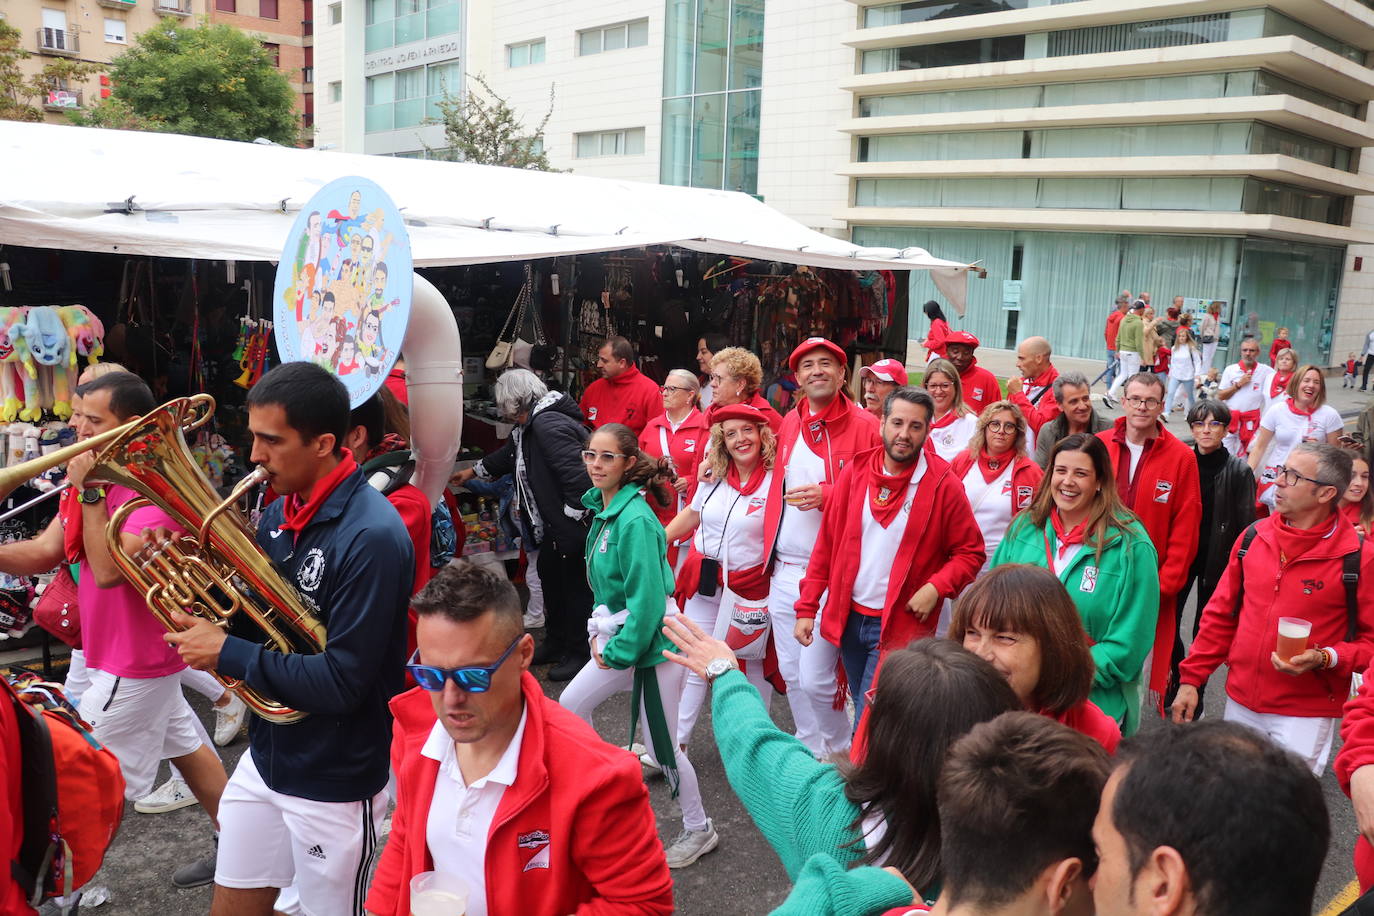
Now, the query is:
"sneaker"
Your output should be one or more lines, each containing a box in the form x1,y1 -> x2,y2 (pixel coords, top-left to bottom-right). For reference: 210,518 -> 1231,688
523,608 -> 546,629
548,656 -> 586,682
134,777 -> 197,815
664,819 -> 719,868
213,693 -> 247,747
1101,394 -> 1117,409
171,853 -> 216,889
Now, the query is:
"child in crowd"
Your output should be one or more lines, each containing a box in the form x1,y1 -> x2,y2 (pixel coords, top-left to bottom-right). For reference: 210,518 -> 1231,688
1198,367 -> 1220,400
1269,326 -> 1292,366
1346,353 -> 1360,389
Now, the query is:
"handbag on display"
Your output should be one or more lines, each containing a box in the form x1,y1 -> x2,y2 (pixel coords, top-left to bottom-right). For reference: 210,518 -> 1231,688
33,568 -> 79,648
486,267 -> 532,370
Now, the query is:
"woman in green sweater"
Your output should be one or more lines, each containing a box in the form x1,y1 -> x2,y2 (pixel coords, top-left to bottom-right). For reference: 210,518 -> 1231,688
558,422 -> 717,869
661,613 -> 1019,911
990,432 -> 1159,734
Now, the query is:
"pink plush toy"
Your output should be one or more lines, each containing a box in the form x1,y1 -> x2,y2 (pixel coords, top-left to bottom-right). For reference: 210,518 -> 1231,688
0,308 -> 29,422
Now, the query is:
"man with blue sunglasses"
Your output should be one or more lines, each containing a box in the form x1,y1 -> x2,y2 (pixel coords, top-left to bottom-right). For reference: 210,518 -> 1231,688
364,560 -> 673,916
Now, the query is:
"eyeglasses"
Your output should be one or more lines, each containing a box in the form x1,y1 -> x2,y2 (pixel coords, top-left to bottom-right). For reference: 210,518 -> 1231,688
661,385 -> 694,394
985,421 -> 1018,433
1275,465 -> 1335,489
581,450 -> 627,464
1124,396 -> 1163,410
1189,420 -> 1226,430
709,374 -> 730,386
406,635 -> 523,693
925,382 -> 953,392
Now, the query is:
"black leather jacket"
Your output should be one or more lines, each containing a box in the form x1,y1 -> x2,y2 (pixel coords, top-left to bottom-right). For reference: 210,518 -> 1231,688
1198,451 -> 1256,598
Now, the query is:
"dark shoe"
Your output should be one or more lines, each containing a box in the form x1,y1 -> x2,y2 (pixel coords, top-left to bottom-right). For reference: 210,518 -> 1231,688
548,656 -> 588,682
531,641 -> 561,666
172,853 -> 216,889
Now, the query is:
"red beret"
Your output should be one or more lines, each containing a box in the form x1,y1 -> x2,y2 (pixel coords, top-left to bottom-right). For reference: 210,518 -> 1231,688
946,330 -> 979,348
710,403 -> 769,426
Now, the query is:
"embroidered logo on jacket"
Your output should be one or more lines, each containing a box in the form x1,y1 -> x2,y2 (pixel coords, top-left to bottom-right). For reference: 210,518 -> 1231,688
684,439 -> 696,453
1301,578 -> 1324,595
746,496 -> 765,516
972,387 -> 984,399
297,547 -> 326,591
1079,566 -> 1098,593
587,406 -> 599,421
1153,480 -> 1172,503
1016,485 -> 1033,509
518,830 -> 551,872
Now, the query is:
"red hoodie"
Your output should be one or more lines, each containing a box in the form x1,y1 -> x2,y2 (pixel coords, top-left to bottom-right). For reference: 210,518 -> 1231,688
1185,514 -> 1374,720
365,673 -> 674,916
579,365 -> 664,435
1007,365 -> 1062,434
762,395 -> 880,563
795,447 -> 985,653
1098,418 -> 1201,698
958,361 -> 1001,418
1105,310 -> 1125,349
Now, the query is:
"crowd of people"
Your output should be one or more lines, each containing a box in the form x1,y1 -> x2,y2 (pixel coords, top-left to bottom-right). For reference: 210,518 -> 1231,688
4,304 -> 1374,916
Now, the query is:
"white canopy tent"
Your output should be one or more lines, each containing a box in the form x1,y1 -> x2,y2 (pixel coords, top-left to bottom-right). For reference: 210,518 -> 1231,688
0,121 -> 973,310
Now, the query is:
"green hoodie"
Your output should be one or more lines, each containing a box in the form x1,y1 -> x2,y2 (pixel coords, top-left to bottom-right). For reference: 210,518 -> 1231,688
991,514 -> 1159,734
582,485 -> 676,669
1116,312 -> 1144,356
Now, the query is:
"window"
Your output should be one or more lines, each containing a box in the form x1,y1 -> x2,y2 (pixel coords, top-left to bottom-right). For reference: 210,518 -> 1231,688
302,67 -> 314,83
328,2 -> 342,24
426,60 -> 461,117
577,19 -> 648,56
329,81 -> 342,102
215,0 -> 236,11
575,128 -> 646,157
260,0 -> 278,19
263,42 -> 280,67
507,38 -> 545,68
104,17 -> 127,43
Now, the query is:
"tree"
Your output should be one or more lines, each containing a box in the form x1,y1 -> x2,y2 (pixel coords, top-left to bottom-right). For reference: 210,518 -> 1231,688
72,19 -> 301,145
0,21 -> 99,123
427,74 -> 556,170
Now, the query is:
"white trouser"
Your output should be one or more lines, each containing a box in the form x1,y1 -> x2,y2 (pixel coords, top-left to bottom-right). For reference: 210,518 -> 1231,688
525,548 -> 545,619
63,647 -> 91,709
770,560 -> 850,756
559,660 -> 708,832
1203,340 -> 1219,370
1108,352 -> 1142,398
1224,698 -> 1337,776
677,590 -> 772,745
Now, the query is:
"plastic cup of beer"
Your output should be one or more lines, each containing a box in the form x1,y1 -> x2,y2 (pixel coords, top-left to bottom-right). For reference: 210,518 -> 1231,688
1276,617 -> 1312,663
410,871 -> 468,916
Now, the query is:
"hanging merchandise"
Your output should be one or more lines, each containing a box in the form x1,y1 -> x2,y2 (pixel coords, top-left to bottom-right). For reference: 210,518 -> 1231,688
487,266 -> 531,370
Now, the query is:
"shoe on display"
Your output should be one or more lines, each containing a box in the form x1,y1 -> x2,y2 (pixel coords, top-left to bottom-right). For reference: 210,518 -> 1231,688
664,819 -> 719,869
213,693 -> 247,747
134,777 -> 198,815
548,656 -> 586,682
171,853 -> 217,889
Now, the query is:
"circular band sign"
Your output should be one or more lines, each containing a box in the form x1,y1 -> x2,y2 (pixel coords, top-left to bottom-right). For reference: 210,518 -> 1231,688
273,176 -> 413,407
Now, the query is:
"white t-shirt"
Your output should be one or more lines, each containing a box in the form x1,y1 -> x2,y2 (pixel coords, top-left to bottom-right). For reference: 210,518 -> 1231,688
1219,362 -> 1274,413
961,461 -> 1015,564
775,430 -> 828,563
1257,402 -> 1344,473
1124,439 -> 1145,482
691,468 -> 773,571
928,413 -> 979,463
424,705 -> 529,916
1052,542 -> 1085,577
852,456 -> 927,608
700,381 -> 715,409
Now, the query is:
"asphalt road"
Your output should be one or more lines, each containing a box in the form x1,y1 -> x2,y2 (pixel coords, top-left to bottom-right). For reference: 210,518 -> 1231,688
38,587 -> 1366,914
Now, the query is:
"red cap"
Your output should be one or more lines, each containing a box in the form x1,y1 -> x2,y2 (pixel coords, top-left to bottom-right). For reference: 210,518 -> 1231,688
946,330 -> 979,348
710,403 -> 769,426
788,337 -> 847,373
859,359 -> 909,386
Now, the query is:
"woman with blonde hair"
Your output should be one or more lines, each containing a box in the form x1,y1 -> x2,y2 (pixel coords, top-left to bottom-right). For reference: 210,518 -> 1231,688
706,347 -> 782,432
991,433 -> 1159,734
924,358 -> 977,462
1249,364 -> 1344,509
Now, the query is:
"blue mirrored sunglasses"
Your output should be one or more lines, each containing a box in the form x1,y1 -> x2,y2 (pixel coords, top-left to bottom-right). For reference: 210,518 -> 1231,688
406,634 -> 523,693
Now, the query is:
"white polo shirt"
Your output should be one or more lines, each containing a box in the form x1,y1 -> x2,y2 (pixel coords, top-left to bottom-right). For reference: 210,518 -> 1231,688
423,704 -> 529,916
1219,362 -> 1273,413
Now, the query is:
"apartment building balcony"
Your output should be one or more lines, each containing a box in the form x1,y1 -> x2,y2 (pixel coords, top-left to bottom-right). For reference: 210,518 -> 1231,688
96,0 -> 137,9
43,88 -> 83,111
36,28 -> 79,57
154,0 -> 193,15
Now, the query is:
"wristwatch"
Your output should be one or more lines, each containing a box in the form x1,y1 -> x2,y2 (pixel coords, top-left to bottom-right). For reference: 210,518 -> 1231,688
704,657 -> 738,685
79,486 -> 106,505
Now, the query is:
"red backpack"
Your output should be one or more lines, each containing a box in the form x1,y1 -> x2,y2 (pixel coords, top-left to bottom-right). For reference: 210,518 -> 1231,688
5,674 -> 124,905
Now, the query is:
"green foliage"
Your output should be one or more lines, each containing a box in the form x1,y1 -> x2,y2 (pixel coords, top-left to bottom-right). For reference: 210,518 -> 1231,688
73,18 -> 301,144
0,21 -> 100,123
426,73 -> 556,170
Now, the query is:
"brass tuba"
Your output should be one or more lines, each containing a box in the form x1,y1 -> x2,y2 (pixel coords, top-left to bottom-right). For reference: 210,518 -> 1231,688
91,395 -> 325,724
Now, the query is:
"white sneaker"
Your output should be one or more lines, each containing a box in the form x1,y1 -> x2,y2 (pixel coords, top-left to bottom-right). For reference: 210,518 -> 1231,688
134,777 -> 197,814
664,818 -> 719,868
213,693 -> 247,747
523,609 -> 546,629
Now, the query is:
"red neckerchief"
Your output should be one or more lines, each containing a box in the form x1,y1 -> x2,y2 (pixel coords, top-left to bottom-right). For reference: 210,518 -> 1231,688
867,448 -> 918,528
726,459 -> 768,497
59,486 -> 84,564
976,448 -> 1011,484
930,410 -> 960,430
1285,398 -> 1315,419
278,450 -> 357,537
1270,371 -> 1292,400
1272,512 -> 1337,566
795,393 -> 852,454
1048,508 -> 1088,560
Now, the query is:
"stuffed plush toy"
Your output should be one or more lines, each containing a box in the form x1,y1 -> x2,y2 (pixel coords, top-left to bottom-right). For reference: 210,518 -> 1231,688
18,306 -> 73,420
59,305 -> 104,366
0,308 -> 28,422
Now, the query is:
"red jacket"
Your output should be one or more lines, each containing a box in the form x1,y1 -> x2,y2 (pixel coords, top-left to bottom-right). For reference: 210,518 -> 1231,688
958,361 -> 1001,418
579,365 -> 664,435
638,408 -> 709,531
795,447 -> 985,653
386,482 -> 433,661
365,674 -> 674,916
762,396 -> 880,563
948,451 -> 1042,518
1105,310 -> 1125,349
1098,419 -> 1201,697
1269,337 -> 1292,366
1007,365 -> 1062,434
1052,700 -> 1121,755
1183,514 -> 1374,720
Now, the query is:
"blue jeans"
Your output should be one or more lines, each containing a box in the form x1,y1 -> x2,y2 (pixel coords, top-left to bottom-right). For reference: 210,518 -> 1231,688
1104,349 -> 1119,389
1166,376 -> 1195,413
840,612 -> 883,727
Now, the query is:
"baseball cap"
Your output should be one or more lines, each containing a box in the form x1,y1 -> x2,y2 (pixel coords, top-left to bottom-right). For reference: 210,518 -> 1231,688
859,359 -> 909,386
788,337 -> 848,373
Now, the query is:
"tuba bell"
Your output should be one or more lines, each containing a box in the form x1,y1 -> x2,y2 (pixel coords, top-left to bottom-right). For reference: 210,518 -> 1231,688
91,395 -> 325,724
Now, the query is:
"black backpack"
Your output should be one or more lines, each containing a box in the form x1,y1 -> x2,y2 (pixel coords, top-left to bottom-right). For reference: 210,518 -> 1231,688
1232,522 -> 1362,641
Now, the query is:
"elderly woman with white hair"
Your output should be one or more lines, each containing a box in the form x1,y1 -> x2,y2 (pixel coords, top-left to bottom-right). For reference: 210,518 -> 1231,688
639,369 -> 709,573
451,368 -> 596,681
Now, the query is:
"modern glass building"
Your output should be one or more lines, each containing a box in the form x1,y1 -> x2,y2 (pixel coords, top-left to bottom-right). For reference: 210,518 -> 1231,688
840,1 -> 1374,365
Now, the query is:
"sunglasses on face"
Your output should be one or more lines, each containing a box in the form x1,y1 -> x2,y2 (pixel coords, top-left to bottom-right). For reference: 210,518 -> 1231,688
406,634 -> 523,693
581,450 -> 627,464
